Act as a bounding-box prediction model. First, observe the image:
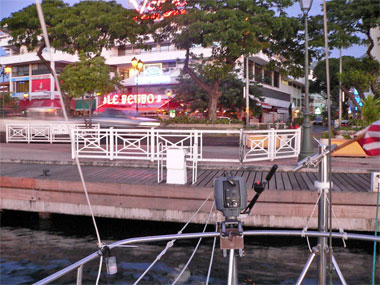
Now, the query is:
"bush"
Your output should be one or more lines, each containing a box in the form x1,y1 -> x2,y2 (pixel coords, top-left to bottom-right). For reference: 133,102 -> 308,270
321,130 -> 336,139
161,116 -> 242,125
361,95 -> 380,125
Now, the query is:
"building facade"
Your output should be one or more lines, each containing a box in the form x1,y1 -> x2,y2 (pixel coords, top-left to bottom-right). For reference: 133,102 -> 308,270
0,32 -> 304,122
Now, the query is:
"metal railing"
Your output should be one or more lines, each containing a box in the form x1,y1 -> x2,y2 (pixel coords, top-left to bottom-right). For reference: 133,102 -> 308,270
6,123 -> 99,143
34,230 -> 380,285
71,127 -> 300,163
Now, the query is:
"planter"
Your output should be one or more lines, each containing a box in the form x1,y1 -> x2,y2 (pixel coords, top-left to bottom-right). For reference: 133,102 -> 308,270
320,138 -> 368,157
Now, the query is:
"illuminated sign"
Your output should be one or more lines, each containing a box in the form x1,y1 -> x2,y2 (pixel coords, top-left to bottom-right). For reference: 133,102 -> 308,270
131,0 -> 187,20
32,78 -> 50,92
136,76 -> 171,84
102,94 -> 162,105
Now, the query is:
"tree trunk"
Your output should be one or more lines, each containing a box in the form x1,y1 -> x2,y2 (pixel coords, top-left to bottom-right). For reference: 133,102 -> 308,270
37,44 -> 72,117
341,86 -> 361,109
208,89 -> 221,121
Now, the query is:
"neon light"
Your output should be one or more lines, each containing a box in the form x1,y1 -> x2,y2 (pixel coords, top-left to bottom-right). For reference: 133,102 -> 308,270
103,94 -> 159,105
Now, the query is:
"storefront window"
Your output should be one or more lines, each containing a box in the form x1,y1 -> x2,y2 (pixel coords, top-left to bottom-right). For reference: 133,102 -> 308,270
14,80 -> 29,93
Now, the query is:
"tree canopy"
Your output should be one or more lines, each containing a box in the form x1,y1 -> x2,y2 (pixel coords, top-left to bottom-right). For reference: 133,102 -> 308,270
150,0 -> 303,120
1,0 -> 144,115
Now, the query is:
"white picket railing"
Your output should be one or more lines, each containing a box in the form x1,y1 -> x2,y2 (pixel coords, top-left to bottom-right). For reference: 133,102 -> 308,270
71,127 -> 300,163
6,123 -> 99,143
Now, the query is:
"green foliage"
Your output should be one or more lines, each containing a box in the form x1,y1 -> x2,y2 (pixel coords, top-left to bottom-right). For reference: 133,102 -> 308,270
59,54 -> 121,98
152,0 -> 304,120
1,0 -> 145,56
161,116 -> 242,125
309,0 -> 380,58
361,95 -> 380,125
174,62 -> 263,118
293,117 -> 303,126
321,130 -> 336,139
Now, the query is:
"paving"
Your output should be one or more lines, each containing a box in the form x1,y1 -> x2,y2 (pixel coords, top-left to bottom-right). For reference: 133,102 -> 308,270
1,142 -> 379,173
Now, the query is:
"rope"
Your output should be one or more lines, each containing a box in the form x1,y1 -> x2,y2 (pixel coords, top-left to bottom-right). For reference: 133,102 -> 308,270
372,187 -> 380,285
95,255 -> 103,285
326,196 -> 346,247
35,0 -> 102,246
302,192 -> 322,252
172,201 -> 215,284
133,190 -> 214,284
205,223 -> 218,285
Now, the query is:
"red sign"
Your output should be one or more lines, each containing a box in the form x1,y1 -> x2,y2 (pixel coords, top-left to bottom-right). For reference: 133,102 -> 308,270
102,94 -> 161,105
32,78 -> 50,92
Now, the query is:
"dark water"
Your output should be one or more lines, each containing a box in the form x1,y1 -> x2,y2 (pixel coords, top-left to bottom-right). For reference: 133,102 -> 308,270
0,210 -> 378,284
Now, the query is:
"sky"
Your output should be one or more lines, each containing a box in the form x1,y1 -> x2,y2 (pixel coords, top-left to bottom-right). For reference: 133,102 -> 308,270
0,0 -> 367,59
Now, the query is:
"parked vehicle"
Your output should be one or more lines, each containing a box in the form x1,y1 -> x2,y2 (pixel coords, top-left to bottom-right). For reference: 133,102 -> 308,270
313,116 -> 323,125
92,108 -> 160,128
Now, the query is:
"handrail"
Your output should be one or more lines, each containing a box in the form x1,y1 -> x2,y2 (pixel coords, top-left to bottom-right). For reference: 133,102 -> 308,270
34,230 -> 380,285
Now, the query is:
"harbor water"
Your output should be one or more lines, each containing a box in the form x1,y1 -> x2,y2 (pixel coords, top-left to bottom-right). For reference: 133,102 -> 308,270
0,210 -> 378,284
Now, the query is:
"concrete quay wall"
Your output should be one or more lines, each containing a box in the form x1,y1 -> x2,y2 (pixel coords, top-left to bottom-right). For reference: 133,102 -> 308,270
1,176 -> 379,232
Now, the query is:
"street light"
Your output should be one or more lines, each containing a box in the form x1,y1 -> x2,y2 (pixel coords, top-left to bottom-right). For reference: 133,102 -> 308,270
298,0 -> 314,161
131,57 -> 144,113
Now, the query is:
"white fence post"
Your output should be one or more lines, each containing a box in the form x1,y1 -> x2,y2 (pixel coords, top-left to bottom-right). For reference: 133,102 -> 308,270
150,128 -> 155,162
110,127 -> 114,161
270,128 -> 275,161
71,128 -> 76,159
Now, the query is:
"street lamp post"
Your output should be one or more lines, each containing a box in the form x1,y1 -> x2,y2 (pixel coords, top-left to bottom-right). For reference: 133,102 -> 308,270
298,0 -> 314,161
131,57 -> 144,113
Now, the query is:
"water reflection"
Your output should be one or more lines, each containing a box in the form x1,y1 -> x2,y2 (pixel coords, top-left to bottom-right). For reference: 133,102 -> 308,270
0,211 -> 378,284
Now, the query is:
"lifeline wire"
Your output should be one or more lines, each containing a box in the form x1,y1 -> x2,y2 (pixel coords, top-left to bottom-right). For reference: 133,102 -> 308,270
133,190 -> 214,284
35,0 -> 102,246
172,201 -> 215,285
205,223 -> 218,285
95,255 -> 103,285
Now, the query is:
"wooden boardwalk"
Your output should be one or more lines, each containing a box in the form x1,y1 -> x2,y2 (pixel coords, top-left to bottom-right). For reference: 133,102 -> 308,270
0,162 -> 372,192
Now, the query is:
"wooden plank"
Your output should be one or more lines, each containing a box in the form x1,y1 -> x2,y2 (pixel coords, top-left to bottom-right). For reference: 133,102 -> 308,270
294,173 -> 309,191
195,170 -> 215,187
281,172 -> 293,191
287,172 -> 301,190
246,171 -> 257,189
299,172 -> 314,191
274,172 -> 284,190
202,170 -> 222,188
332,173 -> 356,192
357,173 -> 371,189
340,173 -> 368,192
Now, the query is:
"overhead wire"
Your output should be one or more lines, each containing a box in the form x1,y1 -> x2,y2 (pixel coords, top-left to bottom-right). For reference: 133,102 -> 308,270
35,0 -> 102,248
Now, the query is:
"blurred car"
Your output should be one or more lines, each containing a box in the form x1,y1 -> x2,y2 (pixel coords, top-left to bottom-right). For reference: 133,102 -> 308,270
92,108 -> 160,128
313,116 -> 323,125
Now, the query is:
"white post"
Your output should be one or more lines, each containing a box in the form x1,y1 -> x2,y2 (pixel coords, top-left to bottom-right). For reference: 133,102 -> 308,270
150,128 -> 155,162
110,127 -> 114,161
71,128 -> 75,159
